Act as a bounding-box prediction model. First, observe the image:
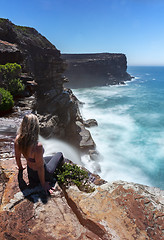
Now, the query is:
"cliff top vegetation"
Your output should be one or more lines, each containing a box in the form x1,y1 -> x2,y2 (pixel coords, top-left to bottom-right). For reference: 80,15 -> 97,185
0,18 -> 56,49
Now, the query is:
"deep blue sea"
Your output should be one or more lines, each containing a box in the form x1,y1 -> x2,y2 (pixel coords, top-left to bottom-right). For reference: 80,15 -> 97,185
72,66 -> 164,190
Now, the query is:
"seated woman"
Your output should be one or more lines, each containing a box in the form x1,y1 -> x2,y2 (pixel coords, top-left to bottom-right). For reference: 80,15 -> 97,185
14,113 -> 63,194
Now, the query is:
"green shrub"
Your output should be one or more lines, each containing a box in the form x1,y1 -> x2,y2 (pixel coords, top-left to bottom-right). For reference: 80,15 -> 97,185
0,63 -> 21,81
0,63 -> 24,97
8,78 -> 25,96
0,18 -> 9,24
54,163 -> 95,193
0,88 -> 14,112
14,25 -> 29,33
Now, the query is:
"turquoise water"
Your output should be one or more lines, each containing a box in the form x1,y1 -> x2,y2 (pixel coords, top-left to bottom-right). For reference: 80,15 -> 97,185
73,66 -> 164,190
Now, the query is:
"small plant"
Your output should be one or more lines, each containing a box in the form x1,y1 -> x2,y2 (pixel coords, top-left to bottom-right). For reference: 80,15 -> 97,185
8,78 -> 25,96
0,18 -> 9,24
0,88 -> 14,113
0,63 -> 21,81
0,63 -> 24,97
54,163 -> 95,193
14,25 -> 29,33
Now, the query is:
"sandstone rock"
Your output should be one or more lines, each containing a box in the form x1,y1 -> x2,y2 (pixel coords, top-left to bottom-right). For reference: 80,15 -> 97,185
1,160 -> 163,240
84,119 -> 98,128
0,123 -> 163,240
0,147 -> 106,240
0,40 -> 23,65
76,121 -> 95,152
65,182 -> 164,240
0,169 -> 103,240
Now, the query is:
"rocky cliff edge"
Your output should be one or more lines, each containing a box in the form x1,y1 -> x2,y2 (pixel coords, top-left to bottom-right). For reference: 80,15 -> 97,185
0,18 -> 95,152
0,115 -> 163,240
0,157 -> 163,240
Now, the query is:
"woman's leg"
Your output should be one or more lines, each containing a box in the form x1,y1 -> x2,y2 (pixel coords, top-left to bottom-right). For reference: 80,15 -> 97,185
27,165 -> 40,187
45,152 -> 63,173
44,152 -> 64,181
44,156 -> 53,164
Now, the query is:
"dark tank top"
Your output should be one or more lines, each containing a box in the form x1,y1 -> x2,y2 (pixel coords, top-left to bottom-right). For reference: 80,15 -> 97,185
28,157 -> 35,163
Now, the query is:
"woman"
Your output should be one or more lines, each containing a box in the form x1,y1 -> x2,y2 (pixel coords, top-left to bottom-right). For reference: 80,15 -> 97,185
14,114 -> 63,194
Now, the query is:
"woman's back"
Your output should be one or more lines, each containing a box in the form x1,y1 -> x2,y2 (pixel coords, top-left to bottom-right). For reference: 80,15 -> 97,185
15,135 -> 44,171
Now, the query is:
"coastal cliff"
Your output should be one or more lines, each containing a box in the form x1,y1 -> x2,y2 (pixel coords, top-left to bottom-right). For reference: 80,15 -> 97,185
0,18 -> 94,150
62,53 -> 132,88
0,19 -> 163,240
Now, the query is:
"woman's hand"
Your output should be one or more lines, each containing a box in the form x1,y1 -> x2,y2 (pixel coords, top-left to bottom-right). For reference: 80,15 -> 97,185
16,166 -> 26,171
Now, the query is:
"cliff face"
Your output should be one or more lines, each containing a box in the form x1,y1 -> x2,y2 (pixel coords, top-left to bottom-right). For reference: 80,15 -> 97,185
0,19 -> 131,150
0,40 -> 23,65
0,19 -> 92,148
62,53 -> 132,88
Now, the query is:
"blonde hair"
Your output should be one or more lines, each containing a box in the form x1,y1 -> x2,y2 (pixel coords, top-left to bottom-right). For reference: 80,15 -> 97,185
17,114 -> 40,155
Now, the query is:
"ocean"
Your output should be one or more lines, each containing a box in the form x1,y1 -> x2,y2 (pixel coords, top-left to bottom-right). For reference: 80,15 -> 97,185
72,66 -> 164,190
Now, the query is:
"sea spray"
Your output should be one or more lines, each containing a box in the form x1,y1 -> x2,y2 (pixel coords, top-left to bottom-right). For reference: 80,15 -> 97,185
39,136 -> 81,165
72,66 -> 164,190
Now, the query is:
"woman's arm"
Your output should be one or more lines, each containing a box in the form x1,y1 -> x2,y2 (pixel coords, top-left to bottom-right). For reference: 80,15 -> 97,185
14,138 -> 24,170
35,144 -> 45,186
35,144 -> 50,193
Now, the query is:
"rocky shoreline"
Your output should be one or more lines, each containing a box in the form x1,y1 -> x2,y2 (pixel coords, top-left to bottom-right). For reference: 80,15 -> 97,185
0,112 -> 163,239
0,19 -> 164,239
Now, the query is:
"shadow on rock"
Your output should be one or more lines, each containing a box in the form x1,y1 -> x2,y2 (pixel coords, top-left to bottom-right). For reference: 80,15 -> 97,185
18,170 -> 51,204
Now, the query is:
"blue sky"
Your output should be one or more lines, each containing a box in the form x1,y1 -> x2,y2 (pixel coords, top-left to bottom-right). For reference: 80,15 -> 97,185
0,0 -> 164,66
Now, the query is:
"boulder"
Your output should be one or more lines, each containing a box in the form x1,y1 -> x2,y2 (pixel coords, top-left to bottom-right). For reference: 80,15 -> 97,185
76,121 -> 95,152
84,119 -> 98,128
65,182 -> 164,240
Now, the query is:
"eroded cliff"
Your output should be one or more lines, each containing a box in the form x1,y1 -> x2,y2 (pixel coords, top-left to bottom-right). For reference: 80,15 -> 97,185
62,53 -> 132,88
0,18 -> 95,151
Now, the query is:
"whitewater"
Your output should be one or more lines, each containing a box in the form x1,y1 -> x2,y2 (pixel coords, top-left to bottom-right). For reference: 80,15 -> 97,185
72,66 -> 164,190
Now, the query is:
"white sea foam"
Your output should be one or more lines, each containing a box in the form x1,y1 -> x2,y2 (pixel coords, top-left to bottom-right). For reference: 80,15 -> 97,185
39,136 -> 81,165
132,76 -> 140,80
73,73 -> 164,189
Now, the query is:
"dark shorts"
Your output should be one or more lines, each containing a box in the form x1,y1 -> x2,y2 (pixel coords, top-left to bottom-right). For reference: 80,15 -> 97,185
27,152 -> 63,186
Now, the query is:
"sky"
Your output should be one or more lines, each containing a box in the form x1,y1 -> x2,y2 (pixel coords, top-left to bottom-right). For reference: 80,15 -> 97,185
0,0 -> 164,66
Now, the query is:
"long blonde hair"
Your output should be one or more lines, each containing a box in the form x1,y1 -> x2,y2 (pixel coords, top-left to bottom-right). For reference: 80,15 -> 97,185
17,114 -> 40,155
